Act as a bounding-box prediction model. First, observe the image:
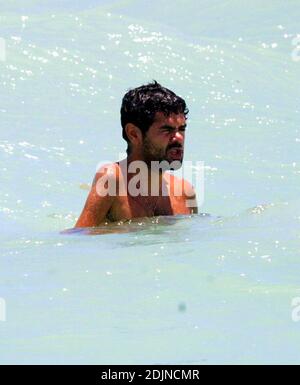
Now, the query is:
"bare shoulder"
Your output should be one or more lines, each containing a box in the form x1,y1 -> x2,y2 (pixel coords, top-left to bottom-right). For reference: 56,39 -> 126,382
93,162 -> 120,185
74,162 -> 120,228
165,172 -> 196,197
165,172 -> 198,214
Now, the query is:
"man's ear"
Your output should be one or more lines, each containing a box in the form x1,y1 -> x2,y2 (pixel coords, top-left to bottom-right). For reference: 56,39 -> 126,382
125,123 -> 143,147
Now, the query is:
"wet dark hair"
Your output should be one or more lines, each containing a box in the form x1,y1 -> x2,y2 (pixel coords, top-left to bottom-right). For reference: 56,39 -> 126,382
121,81 -> 189,154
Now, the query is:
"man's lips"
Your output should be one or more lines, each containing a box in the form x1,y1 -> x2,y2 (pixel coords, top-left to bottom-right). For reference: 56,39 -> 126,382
167,147 -> 183,160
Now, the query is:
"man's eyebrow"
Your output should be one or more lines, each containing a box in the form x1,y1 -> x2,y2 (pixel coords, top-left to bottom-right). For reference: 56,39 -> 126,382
159,124 -> 187,130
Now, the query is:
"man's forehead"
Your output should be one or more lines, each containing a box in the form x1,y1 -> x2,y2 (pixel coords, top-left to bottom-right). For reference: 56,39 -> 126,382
152,111 -> 186,126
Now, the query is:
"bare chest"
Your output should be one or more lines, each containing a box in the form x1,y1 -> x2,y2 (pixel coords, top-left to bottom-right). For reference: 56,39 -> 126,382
107,193 -> 190,222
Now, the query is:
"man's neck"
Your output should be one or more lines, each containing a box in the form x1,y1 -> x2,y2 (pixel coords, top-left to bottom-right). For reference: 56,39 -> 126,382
125,154 -> 165,196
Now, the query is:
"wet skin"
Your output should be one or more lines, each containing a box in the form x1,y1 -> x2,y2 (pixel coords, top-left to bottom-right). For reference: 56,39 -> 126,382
75,112 -> 198,227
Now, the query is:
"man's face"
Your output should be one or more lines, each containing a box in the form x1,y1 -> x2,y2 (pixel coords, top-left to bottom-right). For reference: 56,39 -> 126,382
141,112 -> 186,168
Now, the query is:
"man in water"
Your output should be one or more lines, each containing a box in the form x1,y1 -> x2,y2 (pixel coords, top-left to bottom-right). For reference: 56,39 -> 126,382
75,81 -> 197,227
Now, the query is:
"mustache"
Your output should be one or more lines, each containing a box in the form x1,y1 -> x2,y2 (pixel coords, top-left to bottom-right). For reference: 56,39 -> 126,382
166,143 -> 183,151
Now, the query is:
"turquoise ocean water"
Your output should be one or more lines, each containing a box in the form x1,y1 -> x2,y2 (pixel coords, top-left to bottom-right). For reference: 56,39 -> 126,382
0,0 -> 300,364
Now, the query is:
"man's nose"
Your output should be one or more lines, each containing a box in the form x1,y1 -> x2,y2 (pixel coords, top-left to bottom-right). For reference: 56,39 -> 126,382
171,130 -> 184,144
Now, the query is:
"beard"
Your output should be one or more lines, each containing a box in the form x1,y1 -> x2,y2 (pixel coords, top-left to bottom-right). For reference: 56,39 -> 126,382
142,136 -> 183,171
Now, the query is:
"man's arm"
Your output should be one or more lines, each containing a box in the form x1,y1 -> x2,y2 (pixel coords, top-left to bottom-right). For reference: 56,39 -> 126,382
75,166 -> 116,228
